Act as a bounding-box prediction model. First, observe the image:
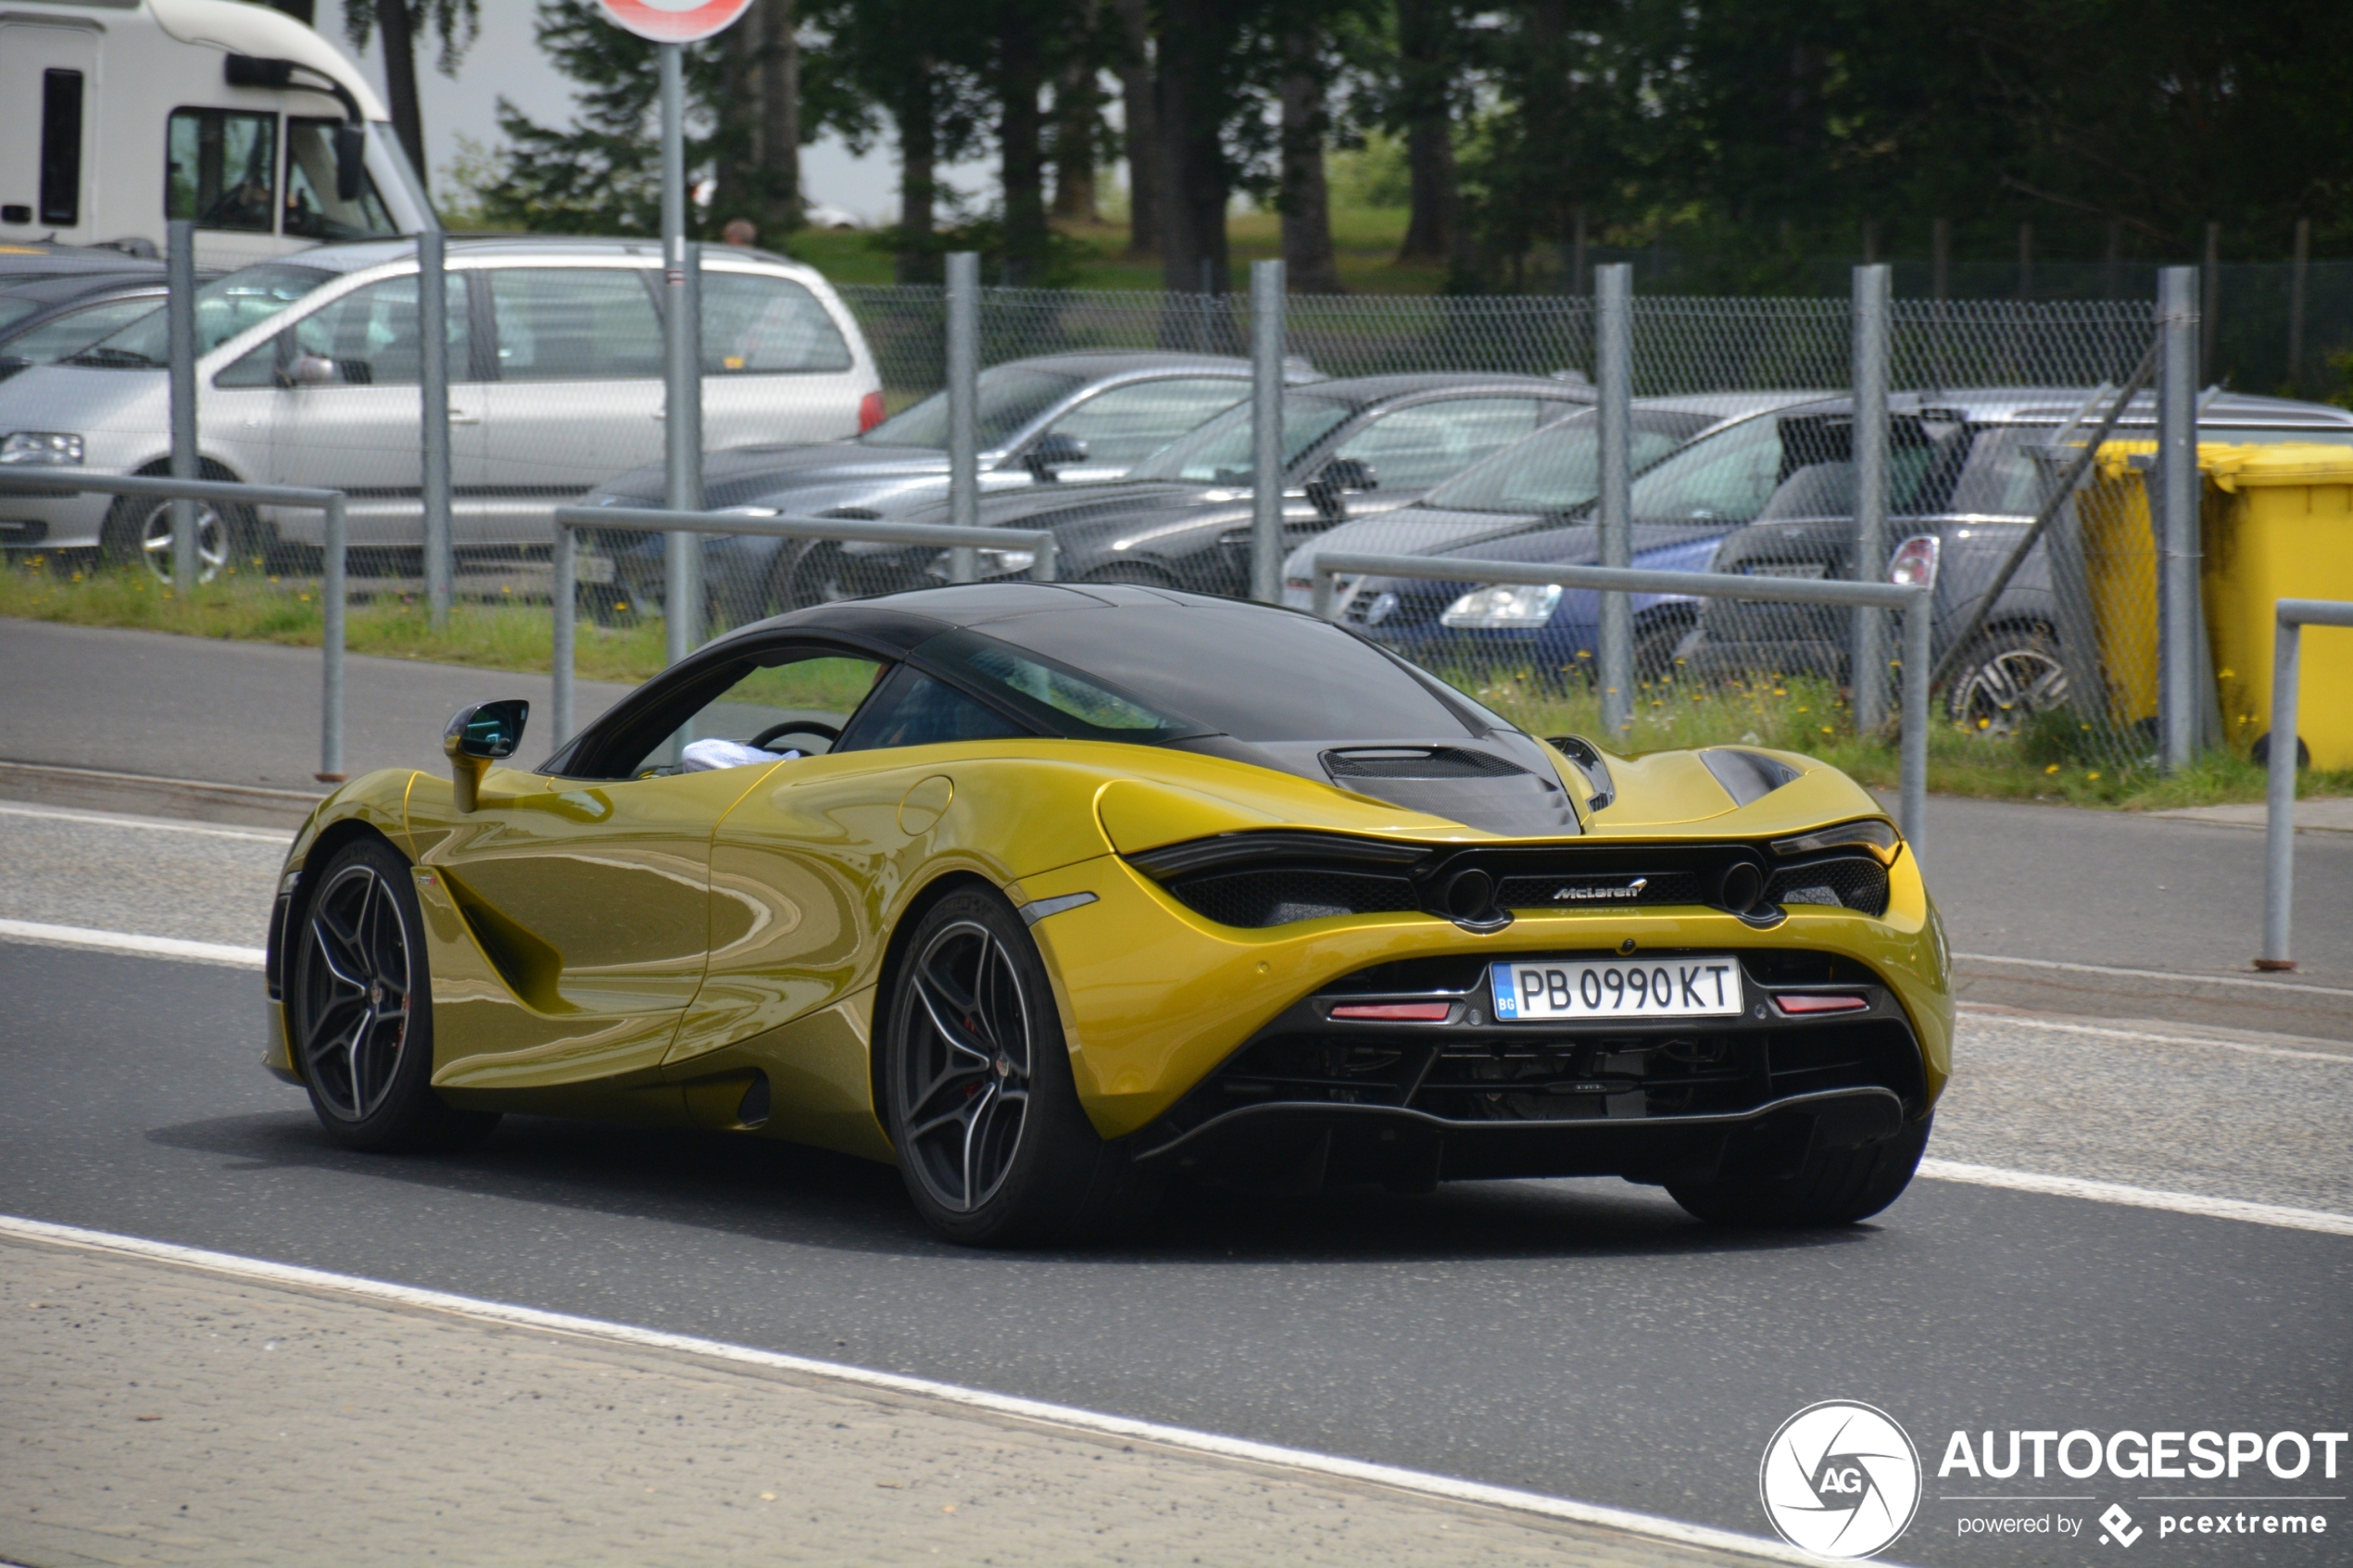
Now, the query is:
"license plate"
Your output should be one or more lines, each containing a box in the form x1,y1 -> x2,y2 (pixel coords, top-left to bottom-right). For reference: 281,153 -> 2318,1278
1490,957 -> 1744,1022
574,553 -> 617,585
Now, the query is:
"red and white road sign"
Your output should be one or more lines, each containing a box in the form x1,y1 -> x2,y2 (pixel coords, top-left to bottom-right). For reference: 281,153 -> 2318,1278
593,0 -> 755,43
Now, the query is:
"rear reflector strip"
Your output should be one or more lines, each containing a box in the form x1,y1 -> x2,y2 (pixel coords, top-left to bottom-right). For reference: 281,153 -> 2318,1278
1328,1001 -> 1453,1022
1773,994 -> 1869,1016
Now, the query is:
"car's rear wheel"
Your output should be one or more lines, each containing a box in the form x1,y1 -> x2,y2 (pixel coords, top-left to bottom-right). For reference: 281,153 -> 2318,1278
101,495 -> 244,583
1947,628 -> 2066,737
289,837 -> 498,1152
881,886 -> 1161,1246
1667,1113 -> 1931,1227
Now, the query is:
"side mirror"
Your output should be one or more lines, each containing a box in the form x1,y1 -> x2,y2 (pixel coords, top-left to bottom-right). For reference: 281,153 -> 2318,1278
281,353 -> 341,387
443,699 -> 528,813
1023,432 -> 1088,477
334,123 -> 367,203
1321,458 -> 1377,493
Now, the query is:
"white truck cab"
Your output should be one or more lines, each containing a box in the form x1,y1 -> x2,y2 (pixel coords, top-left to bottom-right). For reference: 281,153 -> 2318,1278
1,0 -> 430,270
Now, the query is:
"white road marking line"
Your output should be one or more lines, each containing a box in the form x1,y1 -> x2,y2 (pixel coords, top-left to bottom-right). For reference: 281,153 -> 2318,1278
0,919 -> 264,970
1919,1161 -> 2353,1237
0,1214 -> 1822,1568
1956,950 -> 2353,999
1957,1007 -> 2352,1064
0,801 -> 290,844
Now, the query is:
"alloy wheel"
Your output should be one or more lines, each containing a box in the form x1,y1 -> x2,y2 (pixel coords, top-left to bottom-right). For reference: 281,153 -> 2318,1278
298,861 -> 415,1122
1949,642 -> 2066,737
136,499 -> 229,583
895,920 -> 1034,1213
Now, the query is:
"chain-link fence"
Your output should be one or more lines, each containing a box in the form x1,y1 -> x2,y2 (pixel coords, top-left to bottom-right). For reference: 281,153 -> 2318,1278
16,257 -> 2344,791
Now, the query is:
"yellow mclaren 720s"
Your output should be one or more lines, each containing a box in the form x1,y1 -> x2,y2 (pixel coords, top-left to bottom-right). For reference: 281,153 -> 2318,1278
265,582 -> 1952,1246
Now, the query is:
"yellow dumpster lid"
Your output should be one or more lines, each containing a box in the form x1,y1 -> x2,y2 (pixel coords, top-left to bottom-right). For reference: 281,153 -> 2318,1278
2197,442 -> 2353,491
2090,439 -> 2353,489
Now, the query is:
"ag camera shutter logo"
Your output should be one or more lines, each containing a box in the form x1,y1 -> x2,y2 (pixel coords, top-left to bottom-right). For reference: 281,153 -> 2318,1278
1759,1400 -> 1923,1559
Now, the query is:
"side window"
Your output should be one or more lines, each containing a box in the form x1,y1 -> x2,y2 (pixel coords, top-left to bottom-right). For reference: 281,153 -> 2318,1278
489,269 -> 664,382
1329,399 -> 1544,491
3,296 -> 162,367
833,668 -> 1030,753
591,651 -> 890,779
41,69 -> 84,227
283,119 -> 398,241
1042,377 -> 1249,469
1629,416 -> 1786,523
167,108 -> 277,233
247,273 -> 472,388
700,272 -> 852,373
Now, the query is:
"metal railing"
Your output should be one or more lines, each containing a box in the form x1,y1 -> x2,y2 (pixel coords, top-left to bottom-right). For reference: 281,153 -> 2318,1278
2259,596 -> 2353,971
1308,549 -> 1933,855
547,504 -> 1060,746
0,470 -> 351,783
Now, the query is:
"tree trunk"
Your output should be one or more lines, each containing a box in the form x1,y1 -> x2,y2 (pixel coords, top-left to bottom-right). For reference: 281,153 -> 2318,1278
1155,0 -> 1228,297
1051,0 -> 1101,222
896,57 -> 937,283
1277,39 -> 1340,294
267,0 -> 316,24
1113,0 -> 1160,254
1393,0 -> 1455,266
756,0 -> 802,233
373,0 -> 426,189
998,7 -> 1049,284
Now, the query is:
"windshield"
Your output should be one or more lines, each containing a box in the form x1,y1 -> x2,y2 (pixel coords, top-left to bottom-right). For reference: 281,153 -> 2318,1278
1127,394 -> 1355,483
966,602 -> 1477,743
1,295 -> 165,365
69,264 -> 332,369
861,367 -> 1083,449
1420,410 -> 1695,514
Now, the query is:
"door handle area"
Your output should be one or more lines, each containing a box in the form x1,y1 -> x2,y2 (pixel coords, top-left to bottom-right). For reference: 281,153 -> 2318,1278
447,408 -> 483,425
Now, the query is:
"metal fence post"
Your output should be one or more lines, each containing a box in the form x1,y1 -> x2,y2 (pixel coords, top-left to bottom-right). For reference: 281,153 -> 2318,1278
660,44 -> 701,669
551,523 -> 577,748
419,221 -> 452,630
1594,263 -> 1632,734
1901,585 -> 1931,859
1852,264 -> 1891,733
945,251 -> 980,583
319,493 -> 346,783
2261,597 -> 2353,971
2157,266 -> 2200,771
167,220 -> 196,592
1249,258 -> 1285,602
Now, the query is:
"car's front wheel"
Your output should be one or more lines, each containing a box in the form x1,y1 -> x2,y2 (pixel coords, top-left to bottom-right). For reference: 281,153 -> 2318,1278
1667,1112 -> 1931,1227
1947,627 -> 2067,736
288,837 -> 498,1152
881,886 -> 1161,1246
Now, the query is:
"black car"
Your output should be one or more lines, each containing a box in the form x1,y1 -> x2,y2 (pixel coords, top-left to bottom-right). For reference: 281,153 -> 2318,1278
0,267 -> 203,384
585,350 -> 1319,618
1679,388 -> 2353,731
859,372 -> 1601,601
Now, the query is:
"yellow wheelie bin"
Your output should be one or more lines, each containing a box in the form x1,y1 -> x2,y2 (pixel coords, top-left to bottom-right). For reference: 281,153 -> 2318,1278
2198,443 -> 2353,768
2077,442 -> 2353,765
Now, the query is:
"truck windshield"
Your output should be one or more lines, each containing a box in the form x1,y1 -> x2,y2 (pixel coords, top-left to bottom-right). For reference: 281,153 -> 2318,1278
67,264 -> 333,369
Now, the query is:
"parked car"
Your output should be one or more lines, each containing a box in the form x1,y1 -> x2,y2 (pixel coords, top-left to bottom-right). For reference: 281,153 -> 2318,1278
1279,393 -> 1820,616
585,349 -> 1320,619
1327,391 -> 1895,675
0,237 -> 878,577
0,268 -> 218,384
1678,388 -> 2353,731
868,373 -> 1603,603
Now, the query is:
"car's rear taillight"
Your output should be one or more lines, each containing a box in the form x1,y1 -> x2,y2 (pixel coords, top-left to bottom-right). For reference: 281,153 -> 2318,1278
858,390 -> 886,433
1889,533 -> 1940,589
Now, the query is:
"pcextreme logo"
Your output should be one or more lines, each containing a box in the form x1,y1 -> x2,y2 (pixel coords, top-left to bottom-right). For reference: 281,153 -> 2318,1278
1760,1400 -> 1924,1559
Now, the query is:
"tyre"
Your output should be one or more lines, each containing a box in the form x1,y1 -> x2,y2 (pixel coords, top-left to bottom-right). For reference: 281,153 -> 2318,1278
880,886 -> 1163,1246
1668,1112 -> 1931,1227
1946,627 -> 2066,737
288,837 -> 499,1153
100,492 -> 247,583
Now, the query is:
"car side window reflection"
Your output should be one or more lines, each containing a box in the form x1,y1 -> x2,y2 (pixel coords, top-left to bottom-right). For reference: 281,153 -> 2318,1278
598,652 -> 888,779
832,668 -> 1031,753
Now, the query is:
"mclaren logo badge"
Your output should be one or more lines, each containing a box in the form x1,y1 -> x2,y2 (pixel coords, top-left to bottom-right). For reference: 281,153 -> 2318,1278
1553,876 -> 1649,902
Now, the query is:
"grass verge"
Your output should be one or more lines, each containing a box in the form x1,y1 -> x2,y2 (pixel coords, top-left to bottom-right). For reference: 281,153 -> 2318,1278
6,560 -> 2346,811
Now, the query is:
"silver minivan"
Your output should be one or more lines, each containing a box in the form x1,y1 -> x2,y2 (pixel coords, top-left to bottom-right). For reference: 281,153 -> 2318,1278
0,237 -> 881,576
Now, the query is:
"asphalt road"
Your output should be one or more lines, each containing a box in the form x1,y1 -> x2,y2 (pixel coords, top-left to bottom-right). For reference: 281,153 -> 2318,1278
1,923 -> 2345,1566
